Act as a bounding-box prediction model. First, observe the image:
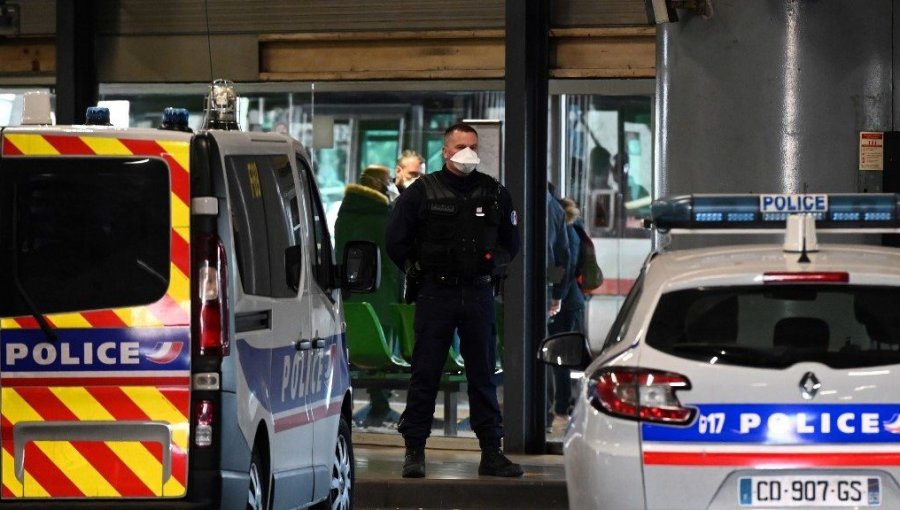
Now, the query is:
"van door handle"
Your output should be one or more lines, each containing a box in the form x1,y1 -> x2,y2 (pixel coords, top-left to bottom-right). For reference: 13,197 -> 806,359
235,310 -> 271,332
295,339 -> 312,351
313,337 -> 327,349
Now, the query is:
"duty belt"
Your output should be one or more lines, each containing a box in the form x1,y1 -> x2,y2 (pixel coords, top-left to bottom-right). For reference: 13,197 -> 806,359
424,274 -> 492,286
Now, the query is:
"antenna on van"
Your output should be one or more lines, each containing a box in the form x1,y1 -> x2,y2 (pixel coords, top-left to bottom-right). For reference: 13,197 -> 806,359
204,0 -> 214,81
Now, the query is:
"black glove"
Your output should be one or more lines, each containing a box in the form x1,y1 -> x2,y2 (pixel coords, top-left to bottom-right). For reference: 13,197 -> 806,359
403,262 -> 422,304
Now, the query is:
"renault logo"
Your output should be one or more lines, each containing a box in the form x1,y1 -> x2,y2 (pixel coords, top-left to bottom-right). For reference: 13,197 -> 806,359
799,371 -> 821,400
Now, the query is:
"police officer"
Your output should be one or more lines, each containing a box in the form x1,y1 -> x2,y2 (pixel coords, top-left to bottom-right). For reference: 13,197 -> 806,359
386,122 -> 523,478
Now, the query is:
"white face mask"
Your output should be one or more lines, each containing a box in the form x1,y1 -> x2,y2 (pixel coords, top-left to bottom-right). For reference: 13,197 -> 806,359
449,147 -> 480,175
386,182 -> 400,202
401,176 -> 419,188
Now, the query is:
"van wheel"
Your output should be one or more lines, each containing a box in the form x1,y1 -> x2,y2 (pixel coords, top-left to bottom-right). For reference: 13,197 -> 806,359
313,416 -> 354,510
247,443 -> 270,510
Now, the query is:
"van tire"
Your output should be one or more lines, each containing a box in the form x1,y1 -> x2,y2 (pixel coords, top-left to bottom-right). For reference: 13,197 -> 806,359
247,441 -> 270,510
313,416 -> 354,510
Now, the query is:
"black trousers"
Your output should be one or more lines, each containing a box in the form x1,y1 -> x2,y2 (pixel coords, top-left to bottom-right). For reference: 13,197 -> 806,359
398,279 -> 502,449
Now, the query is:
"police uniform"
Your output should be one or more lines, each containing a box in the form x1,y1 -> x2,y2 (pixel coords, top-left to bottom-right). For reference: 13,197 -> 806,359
386,167 -> 520,453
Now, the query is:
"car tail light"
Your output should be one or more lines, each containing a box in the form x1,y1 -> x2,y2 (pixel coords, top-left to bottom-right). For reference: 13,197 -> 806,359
194,400 -> 214,447
588,368 -> 695,424
194,233 -> 229,356
763,271 -> 849,283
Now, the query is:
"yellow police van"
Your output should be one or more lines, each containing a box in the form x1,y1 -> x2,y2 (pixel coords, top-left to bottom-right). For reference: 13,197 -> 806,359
0,81 -> 376,509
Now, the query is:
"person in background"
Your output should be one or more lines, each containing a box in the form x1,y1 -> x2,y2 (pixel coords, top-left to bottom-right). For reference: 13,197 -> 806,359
545,183 -> 570,434
547,197 -> 587,435
335,164 -> 403,427
386,122 -> 523,478
547,184 -> 570,318
395,149 -> 425,193
589,145 -> 615,191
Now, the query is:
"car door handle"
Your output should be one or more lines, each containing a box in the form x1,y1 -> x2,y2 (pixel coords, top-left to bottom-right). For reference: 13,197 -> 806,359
295,339 -> 312,351
313,337 -> 327,349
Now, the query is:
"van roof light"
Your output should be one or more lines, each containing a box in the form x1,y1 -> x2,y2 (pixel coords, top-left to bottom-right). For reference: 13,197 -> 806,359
85,106 -> 111,126
649,193 -> 900,233
21,90 -> 52,125
201,79 -> 239,131
160,107 -> 191,132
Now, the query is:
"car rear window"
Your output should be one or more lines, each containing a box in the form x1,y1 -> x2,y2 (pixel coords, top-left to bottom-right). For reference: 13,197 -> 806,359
0,157 -> 170,316
646,285 -> 900,369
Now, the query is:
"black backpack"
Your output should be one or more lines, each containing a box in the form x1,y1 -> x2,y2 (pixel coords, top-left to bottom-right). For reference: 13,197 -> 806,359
573,223 -> 603,292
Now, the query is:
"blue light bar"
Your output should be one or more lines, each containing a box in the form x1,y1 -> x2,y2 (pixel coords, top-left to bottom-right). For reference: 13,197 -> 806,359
85,106 -> 111,126
650,193 -> 900,230
160,107 -> 191,132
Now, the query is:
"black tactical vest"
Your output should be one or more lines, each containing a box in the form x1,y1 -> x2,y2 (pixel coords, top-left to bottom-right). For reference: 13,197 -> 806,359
416,172 -> 503,278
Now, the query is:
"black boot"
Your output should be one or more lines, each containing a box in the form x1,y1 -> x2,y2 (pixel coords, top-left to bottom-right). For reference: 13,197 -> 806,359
478,448 -> 524,477
402,447 -> 426,478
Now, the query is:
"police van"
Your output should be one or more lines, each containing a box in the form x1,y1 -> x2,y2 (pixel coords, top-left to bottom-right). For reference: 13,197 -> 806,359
0,81 -> 377,509
542,193 -> 900,509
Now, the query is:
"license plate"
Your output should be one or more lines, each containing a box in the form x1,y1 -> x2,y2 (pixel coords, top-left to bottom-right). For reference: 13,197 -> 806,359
739,475 -> 881,507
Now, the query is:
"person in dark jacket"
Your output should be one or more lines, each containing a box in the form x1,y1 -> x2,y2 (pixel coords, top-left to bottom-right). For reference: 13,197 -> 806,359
547,188 -> 570,317
335,164 -> 403,427
386,122 -> 523,478
548,197 -> 587,435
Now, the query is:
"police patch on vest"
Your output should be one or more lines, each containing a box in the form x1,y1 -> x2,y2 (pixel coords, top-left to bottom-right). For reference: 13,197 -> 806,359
429,203 -> 457,215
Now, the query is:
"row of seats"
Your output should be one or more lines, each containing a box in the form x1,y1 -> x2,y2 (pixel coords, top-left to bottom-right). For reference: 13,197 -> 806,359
343,302 -> 466,373
345,301 -> 506,436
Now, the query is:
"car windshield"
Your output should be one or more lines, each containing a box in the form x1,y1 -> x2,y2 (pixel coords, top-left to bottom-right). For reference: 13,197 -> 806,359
0,157 -> 170,317
646,285 -> 900,369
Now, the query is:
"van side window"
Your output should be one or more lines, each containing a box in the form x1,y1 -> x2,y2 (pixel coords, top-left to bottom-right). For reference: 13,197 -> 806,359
274,157 -> 303,245
297,154 -> 335,290
226,155 -> 300,298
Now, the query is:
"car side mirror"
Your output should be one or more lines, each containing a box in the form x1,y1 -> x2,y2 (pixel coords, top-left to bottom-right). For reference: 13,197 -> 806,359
285,245 -> 303,292
341,240 -> 380,295
538,331 -> 590,369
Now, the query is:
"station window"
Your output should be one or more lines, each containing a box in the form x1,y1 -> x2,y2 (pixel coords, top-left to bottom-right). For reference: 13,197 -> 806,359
548,81 -> 655,347
99,83 -> 505,238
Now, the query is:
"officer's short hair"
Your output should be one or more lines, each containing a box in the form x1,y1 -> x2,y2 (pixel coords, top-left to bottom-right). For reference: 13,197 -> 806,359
444,122 -> 478,140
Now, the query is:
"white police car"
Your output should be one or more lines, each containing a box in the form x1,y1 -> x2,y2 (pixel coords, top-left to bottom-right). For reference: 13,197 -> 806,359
541,193 -> 900,509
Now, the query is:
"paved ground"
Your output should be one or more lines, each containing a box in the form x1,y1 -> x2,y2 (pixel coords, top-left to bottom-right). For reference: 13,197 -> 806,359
353,434 -> 568,510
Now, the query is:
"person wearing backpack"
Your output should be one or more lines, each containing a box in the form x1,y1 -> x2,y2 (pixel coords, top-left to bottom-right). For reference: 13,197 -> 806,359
547,197 -> 590,435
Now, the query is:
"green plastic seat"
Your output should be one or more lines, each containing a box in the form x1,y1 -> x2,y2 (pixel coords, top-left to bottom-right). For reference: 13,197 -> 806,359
344,302 -> 409,371
390,302 -> 464,372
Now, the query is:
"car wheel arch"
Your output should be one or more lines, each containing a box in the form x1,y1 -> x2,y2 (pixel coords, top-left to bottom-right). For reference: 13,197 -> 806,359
247,424 -> 271,510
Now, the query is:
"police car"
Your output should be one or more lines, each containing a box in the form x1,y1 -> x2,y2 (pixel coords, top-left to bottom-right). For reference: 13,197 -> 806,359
541,193 -> 900,509
0,81 -> 378,509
